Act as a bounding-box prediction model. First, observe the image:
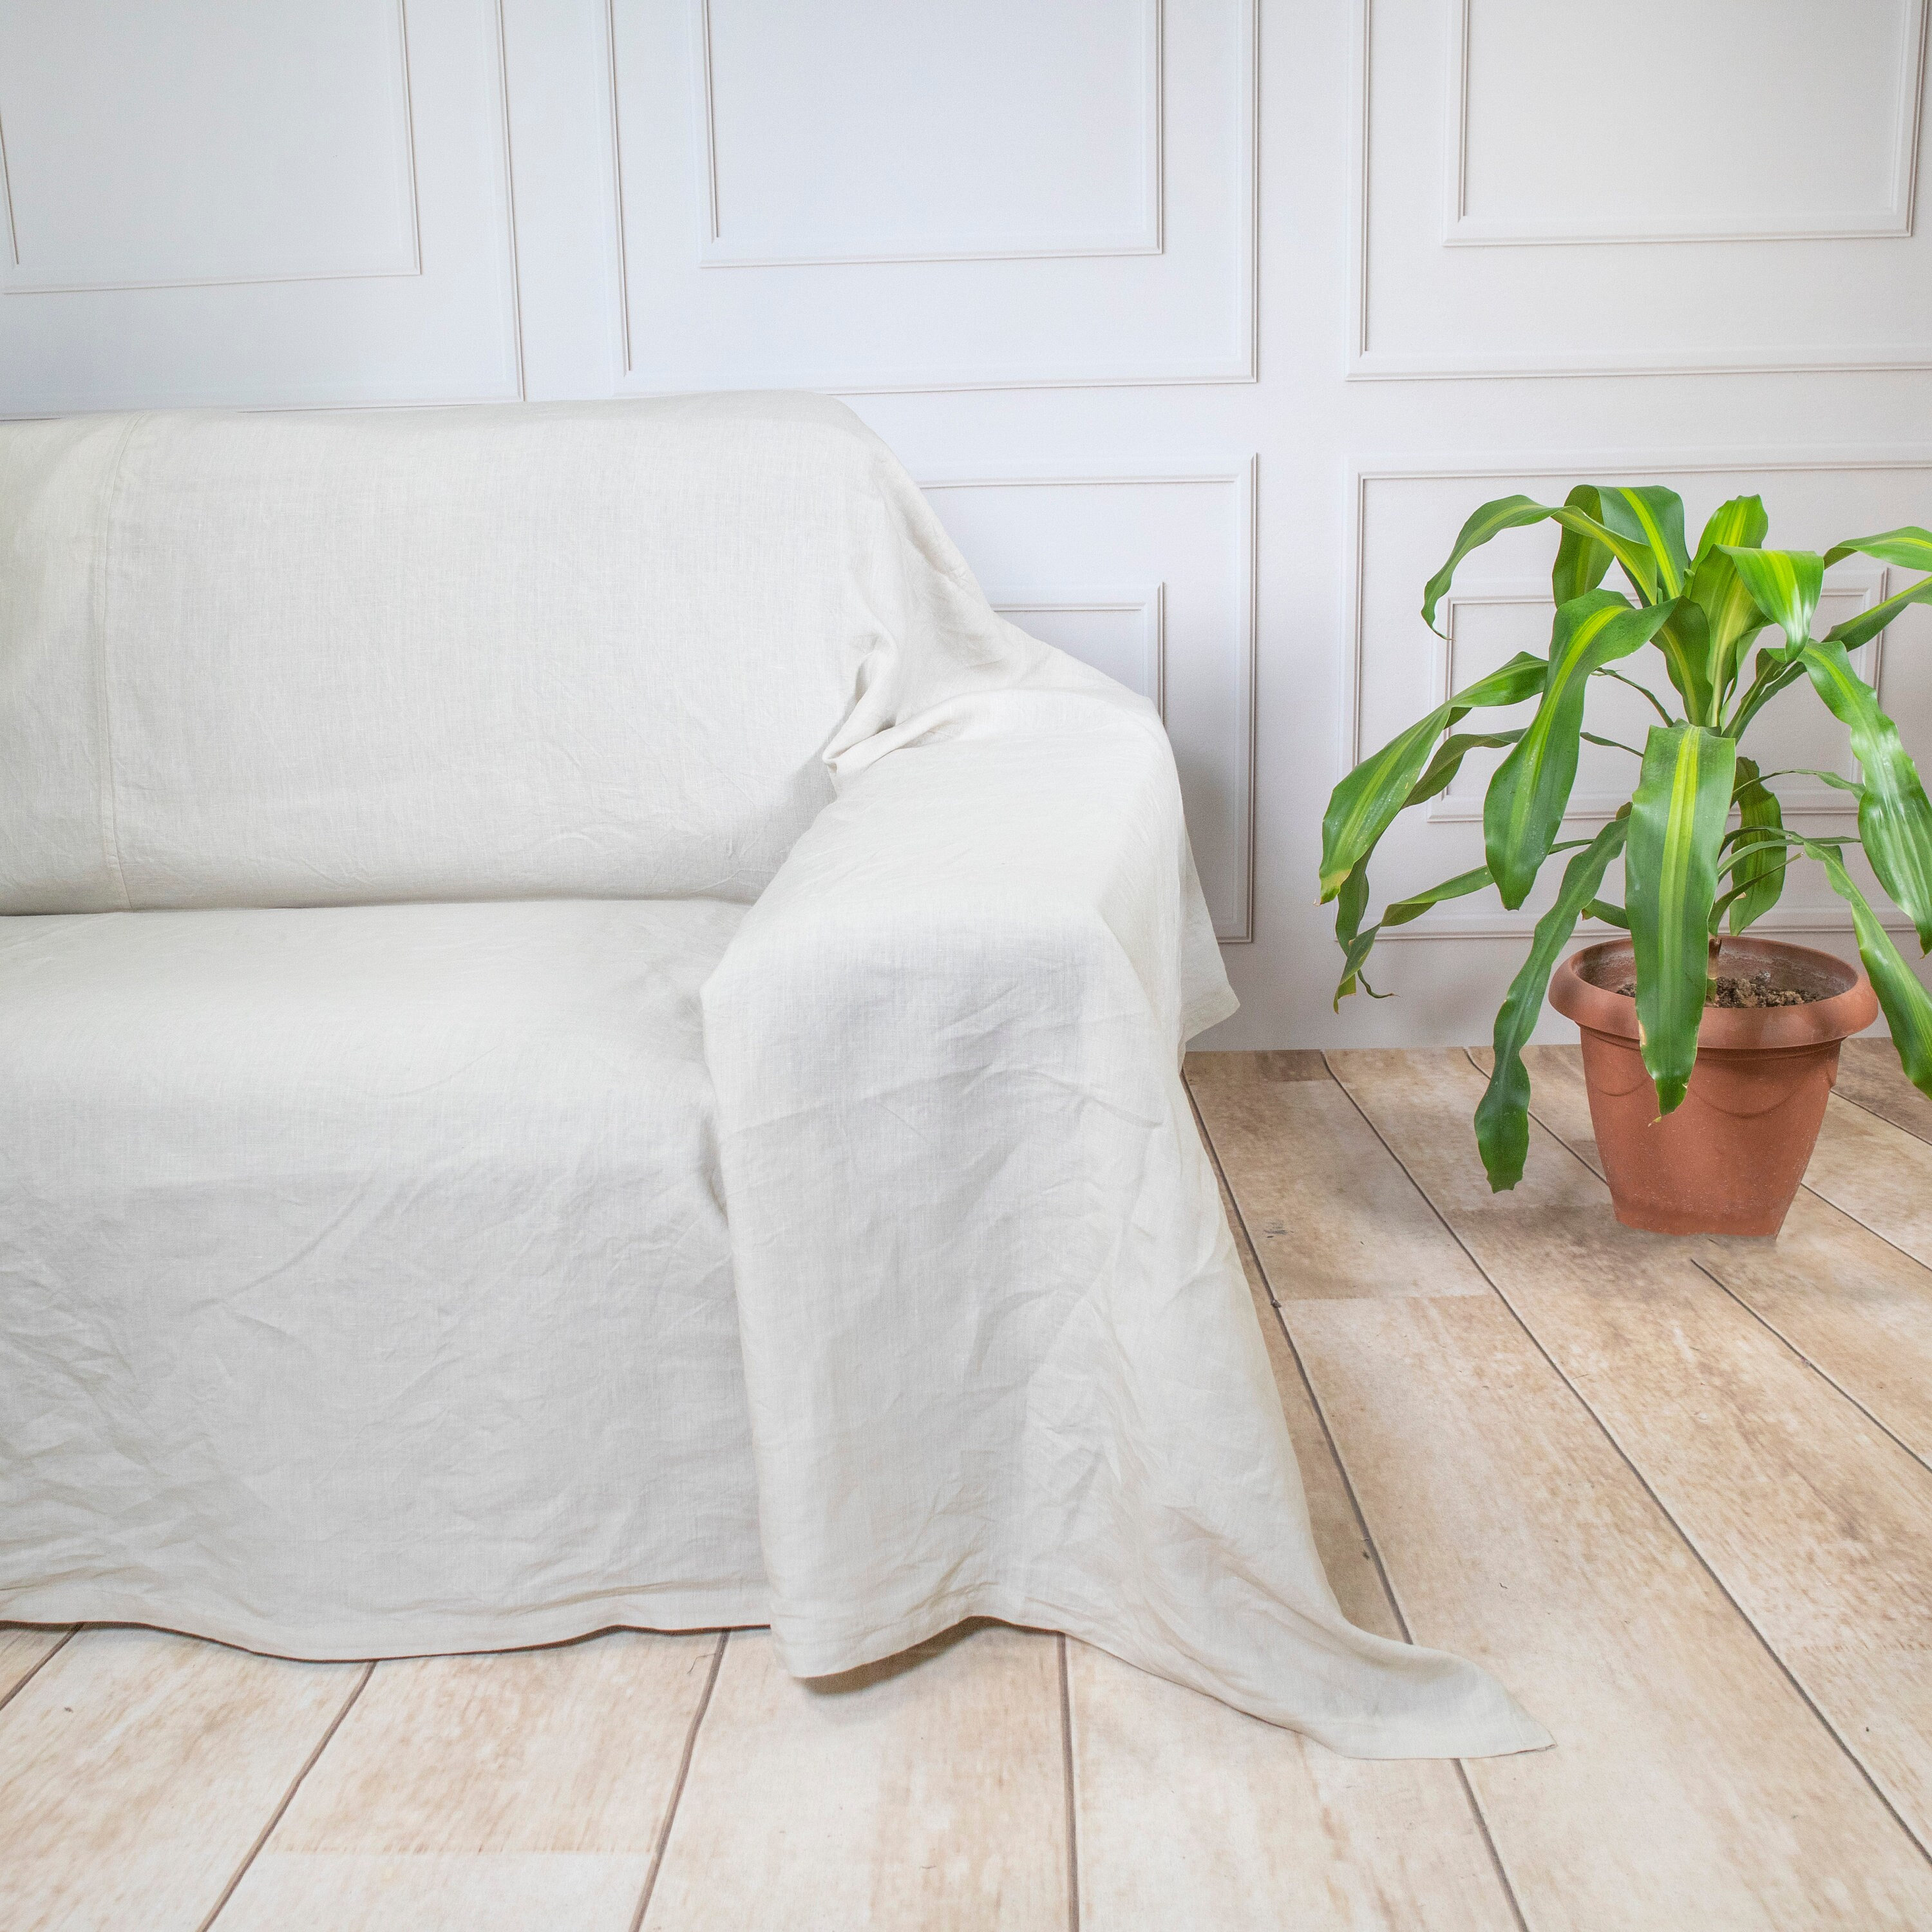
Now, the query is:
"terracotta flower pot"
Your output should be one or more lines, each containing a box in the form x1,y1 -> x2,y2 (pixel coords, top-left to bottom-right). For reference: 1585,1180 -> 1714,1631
1547,934 -> 1879,1236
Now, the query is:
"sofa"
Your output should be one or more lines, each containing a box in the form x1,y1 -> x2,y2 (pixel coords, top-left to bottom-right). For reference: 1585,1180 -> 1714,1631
0,392 -> 1543,1759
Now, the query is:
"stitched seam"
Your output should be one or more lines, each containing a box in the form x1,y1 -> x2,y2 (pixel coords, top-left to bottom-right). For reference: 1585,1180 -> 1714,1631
90,413 -> 144,910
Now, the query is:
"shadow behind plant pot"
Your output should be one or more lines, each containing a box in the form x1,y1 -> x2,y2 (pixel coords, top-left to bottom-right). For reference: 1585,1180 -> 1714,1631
1548,936 -> 1880,1237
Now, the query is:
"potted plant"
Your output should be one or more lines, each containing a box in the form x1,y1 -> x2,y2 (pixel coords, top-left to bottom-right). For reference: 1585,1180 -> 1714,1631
1320,487 -> 1932,1235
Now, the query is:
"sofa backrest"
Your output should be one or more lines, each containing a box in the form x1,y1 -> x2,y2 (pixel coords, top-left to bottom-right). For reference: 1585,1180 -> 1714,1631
0,392 -> 949,913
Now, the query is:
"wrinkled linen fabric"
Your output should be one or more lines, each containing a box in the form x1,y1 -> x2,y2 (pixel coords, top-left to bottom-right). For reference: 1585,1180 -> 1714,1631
0,392 -> 1547,1757
0,899 -> 766,1654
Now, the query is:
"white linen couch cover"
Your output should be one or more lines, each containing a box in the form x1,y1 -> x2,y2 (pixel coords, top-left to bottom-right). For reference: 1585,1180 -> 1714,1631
0,394 -> 1546,1758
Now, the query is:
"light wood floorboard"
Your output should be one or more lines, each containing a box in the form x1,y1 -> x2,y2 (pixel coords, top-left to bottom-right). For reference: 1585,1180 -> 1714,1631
1511,1043 -> 1932,1468
1802,1089 -> 1932,1267
639,1624 -> 1068,1932
1835,1037 -> 1932,1146
216,1629 -> 720,1932
10,1047 -> 1932,1928
1065,1102 -> 1520,1932
0,1627 -> 362,1932
1331,1048 -> 1932,1877
0,1627 -> 70,1710
1197,1048 -> 1932,1931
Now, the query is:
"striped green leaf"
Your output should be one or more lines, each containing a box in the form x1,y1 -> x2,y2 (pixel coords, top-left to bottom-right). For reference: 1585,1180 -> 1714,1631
1423,493 -> 1666,630
1473,815 -> 1629,1192
1598,486 -> 1690,600
1724,755 -> 1786,934
1823,526 -> 1932,572
1653,598 -> 1715,726
1406,729 -> 1524,808
1319,651 -> 1548,900
1551,485 -> 1616,605
1685,498 -> 1770,711
1627,724 -> 1738,1115
1823,573 -> 1932,652
1799,639 -> 1932,951
1692,494 -> 1769,565
1720,546 -> 1823,658
1484,592 -> 1674,907
1803,839 -> 1932,1097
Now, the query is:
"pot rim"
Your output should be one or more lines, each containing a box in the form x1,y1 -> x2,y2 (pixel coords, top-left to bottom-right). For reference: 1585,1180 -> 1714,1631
1549,934 -> 1879,1050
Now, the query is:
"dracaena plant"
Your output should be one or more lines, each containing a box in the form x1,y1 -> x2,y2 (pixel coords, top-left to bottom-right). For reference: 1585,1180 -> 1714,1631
1320,487 -> 1932,1191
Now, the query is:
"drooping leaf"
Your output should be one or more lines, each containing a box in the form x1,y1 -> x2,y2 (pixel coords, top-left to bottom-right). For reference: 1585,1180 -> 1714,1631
1597,486 -> 1690,600
1824,573 -> 1932,652
1483,593 -> 1674,908
1551,486 -> 1615,605
1627,724 -> 1737,1115
1822,526 -> 1932,572
1318,651 -> 1548,900
1800,639 -> 1932,951
1406,730 -> 1523,808
1804,838 -> 1932,1099
1332,862 -> 1494,1009
1473,815 -> 1629,1191
1692,494 -> 1769,566
1720,546 -> 1823,658
1423,494 -> 1665,632
1725,755 -> 1786,934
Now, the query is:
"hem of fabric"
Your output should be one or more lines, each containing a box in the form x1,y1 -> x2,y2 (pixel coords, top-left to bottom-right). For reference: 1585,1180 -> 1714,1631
0,1582 -> 773,1664
769,1588 -> 1554,1762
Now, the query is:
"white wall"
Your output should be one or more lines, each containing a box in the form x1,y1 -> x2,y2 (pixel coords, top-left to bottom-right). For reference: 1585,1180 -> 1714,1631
4,0 -> 1929,1045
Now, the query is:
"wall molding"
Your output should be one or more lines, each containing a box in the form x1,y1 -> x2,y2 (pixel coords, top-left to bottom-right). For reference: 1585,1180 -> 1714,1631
691,0 -> 1163,268
990,585 -> 1168,717
1442,0 -> 1926,249
607,0 -> 1255,393
923,462 -> 1256,943
0,0 -> 427,297
1349,0 -> 1932,379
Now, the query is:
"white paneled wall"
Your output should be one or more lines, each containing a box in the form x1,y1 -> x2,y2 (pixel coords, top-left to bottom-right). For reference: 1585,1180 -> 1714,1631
4,0 -> 1931,1043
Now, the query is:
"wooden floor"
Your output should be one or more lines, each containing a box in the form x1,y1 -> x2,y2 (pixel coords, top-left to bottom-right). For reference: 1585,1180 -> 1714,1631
6,1044 -> 1932,1931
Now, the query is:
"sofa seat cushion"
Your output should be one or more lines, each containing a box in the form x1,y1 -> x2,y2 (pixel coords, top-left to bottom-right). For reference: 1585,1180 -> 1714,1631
0,896 -> 768,1656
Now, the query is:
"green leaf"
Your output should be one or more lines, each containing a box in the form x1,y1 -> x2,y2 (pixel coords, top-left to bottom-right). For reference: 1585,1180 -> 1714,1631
1685,501 -> 1771,711
1692,494 -> 1768,566
1423,493 -> 1666,631
1483,592 -> 1674,909
1822,525 -> 1932,572
1423,496 -> 1563,633
1653,597 -> 1715,726
1406,730 -> 1523,808
1799,639 -> 1932,952
1824,573 -> 1932,652
1725,645 -> 1809,739
1584,898 -> 1630,929
1720,546 -> 1823,658
1803,840 -> 1932,1097
1551,486 -> 1615,605
1597,486 -> 1690,600
1725,755 -> 1785,934
1318,651 -> 1548,902
1474,815 -> 1629,1192
1331,862 -> 1493,1009
1627,724 -> 1737,1116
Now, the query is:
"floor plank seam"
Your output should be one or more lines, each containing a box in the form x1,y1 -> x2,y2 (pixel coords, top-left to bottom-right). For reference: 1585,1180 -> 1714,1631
1191,1065 -> 1531,1932
1797,1173 -> 1932,1276
1363,1053 -> 1932,1871
196,1656 -> 376,1932
1830,1084 -> 1932,1151
627,1627 -> 728,1932
1685,1253 -> 1932,1479
0,1627 -> 73,1723
1476,1048 -> 1932,1480
1057,1633 -> 1081,1932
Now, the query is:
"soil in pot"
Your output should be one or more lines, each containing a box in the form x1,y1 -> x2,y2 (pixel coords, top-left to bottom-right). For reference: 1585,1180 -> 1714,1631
1549,935 -> 1879,1237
